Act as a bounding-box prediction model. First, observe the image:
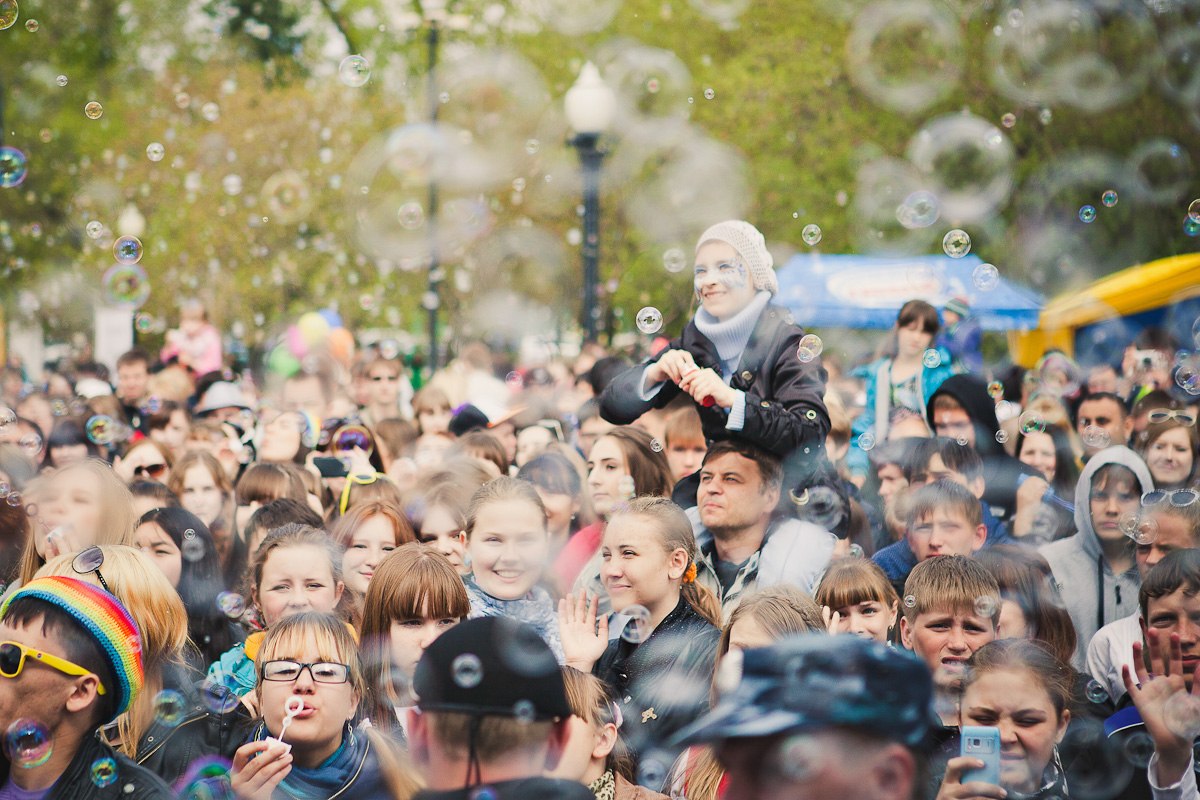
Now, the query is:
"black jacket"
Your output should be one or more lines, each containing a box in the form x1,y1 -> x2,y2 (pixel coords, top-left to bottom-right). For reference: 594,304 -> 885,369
925,374 -> 1040,521
135,666 -> 254,788
414,777 -> 593,800
600,303 -> 830,492
594,598 -> 720,768
0,729 -> 174,800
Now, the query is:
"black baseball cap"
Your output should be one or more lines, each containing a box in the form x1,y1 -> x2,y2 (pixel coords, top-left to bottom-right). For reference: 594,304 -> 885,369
448,404 -> 490,437
413,617 -> 571,721
672,633 -> 939,751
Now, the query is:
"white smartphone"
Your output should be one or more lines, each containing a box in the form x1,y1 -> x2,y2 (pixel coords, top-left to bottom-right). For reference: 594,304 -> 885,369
960,725 -> 1001,786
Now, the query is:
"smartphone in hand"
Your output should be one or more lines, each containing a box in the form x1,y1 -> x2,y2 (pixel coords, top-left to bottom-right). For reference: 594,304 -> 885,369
960,725 -> 1001,786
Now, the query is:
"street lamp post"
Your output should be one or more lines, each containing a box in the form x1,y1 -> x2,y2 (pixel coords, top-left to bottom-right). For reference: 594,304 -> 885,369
420,0 -> 446,371
565,63 -> 616,344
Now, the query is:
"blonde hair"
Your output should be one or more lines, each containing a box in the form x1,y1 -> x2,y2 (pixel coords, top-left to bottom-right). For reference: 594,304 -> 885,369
37,545 -> 189,758
902,555 -> 1000,626
19,460 -> 136,585
560,667 -> 633,780
168,449 -> 233,498
609,497 -> 722,628
464,476 -> 547,538
255,611 -> 366,709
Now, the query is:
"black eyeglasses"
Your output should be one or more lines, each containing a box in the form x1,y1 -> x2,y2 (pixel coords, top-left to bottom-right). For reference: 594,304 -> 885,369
132,463 -> 168,479
72,546 -> 111,594
261,660 -> 350,684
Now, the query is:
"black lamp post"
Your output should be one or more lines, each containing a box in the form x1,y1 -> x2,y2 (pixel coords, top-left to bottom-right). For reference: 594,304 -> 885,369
565,63 -> 616,343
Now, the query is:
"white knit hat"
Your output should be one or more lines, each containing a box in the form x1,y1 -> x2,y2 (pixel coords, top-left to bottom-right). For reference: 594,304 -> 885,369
695,220 -> 777,295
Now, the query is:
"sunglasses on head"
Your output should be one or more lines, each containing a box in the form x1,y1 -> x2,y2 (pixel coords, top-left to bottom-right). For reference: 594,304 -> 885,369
0,641 -> 107,694
1142,489 -> 1200,508
132,463 -> 168,479
1147,409 -> 1196,426
339,472 -> 386,515
73,545 -> 112,594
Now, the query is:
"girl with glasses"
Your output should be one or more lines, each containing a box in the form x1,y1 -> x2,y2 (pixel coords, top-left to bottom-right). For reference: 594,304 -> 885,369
230,612 -> 401,799
1136,412 -> 1199,491
207,525 -> 346,706
113,439 -> 175,486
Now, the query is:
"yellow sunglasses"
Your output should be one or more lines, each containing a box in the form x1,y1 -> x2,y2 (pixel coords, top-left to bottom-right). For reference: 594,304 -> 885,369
0,641 -> 107,695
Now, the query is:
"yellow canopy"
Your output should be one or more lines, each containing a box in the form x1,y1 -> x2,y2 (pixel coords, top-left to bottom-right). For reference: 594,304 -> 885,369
1009,253 -> 1200,366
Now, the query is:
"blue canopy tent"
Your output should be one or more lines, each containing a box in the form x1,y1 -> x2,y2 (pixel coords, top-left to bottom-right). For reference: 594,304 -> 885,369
775,253 -> 1044,331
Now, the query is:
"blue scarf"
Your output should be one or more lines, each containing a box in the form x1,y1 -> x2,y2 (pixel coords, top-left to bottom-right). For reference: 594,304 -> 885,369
693,290 -> 772,379
463,576 -> 564,663
250,722 -> 366,799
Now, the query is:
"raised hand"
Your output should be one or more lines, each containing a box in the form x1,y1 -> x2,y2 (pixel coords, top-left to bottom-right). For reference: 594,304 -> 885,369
1122,630 -> 1200,787
558,592 -> 609,673
821,606 -> 842,635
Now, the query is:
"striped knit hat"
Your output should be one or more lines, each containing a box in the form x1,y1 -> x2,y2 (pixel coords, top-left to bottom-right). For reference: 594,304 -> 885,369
1,576 -> 144,721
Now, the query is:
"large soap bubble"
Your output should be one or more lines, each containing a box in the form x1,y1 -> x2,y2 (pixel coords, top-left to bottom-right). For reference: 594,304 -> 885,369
907,113 -> 1015,224
594,39 -> 693,125
852,157 -> 939,255
516,0 -> 621,34
845,0 -> 963,115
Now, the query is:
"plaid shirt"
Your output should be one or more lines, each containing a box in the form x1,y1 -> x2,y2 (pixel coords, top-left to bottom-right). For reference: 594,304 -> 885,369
695,544 -> 762,623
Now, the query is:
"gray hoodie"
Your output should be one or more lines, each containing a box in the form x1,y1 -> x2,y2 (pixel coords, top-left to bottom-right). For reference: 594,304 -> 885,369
1040,446 -> 1153,670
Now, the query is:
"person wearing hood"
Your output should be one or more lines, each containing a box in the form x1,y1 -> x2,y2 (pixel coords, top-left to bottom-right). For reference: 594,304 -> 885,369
926,373 -> 1042,523
1040,446 -> 1154,669
599,221 -> 830,503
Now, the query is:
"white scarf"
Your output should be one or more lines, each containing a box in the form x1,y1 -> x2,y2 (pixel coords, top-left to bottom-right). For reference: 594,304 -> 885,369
693,290 -> 772,378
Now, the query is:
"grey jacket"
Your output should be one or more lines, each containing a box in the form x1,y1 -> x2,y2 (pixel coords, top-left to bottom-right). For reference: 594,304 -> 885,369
1040,446 -> 1153,670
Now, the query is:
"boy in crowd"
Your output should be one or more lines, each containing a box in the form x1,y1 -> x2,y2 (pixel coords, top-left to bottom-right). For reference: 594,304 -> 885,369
663,405 -> 707,483
873,479 -> 989,593
1041,446 -> 1153,669
899,556 -> 1000,727
1088,494 -> 1200,703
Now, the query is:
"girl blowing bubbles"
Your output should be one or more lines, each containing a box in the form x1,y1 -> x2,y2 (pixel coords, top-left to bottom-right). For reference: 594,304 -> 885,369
463,476 -> 563,661
600,221 -> 829,493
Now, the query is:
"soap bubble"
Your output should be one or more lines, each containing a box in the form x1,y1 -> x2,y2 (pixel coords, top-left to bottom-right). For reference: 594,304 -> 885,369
90,757 -> 118,787
995,430 -> 1009,444
857,432 -> 876,451
801,224 -> 822,246
102,265 -> 151,308
1085,680 -> 1109,704
845,0 -> 963,115
86,415 -> 116,445
1102,190 -> 1118,207
1189,199 -> 1200,223
181,537 -> 206,562
1129,138 -> 1193,206
942,229 -> 971,258
216,592 -> 246,618
512,699 -> 536,724
518,0 -> 621,34
84,101 -> 104,120
663,248 -> 688,273
922,349 -> 942,368
154,690 -> 187,727
908,113 -> 1014,224
17,434 -> 41,458
796,334 -> 823,363
113,235 -> 143,265
621,605 -> 653,644
1019,412 -> 1046,435
596,41 -> 693,124
222,174 -> 243,196
262,170 -> 311,224
22,17 -> 35,31
904,594 -> 916,608
1124,730 -> 1154,768
1001,112 -> 1016,128
452,653 -> 483,688
1129,517 -> 1158,546
896,190 -> 940,230
848,543 -> 865,558
1078,204 -> 1097,223
0,147 -> 28,188
974,595 -> 998,617
636,307 -> 663,335
1081,425 -> 1111,449
637,757 -> 668,790
86,221 -> 104,239
145,143 -> 165,162
397,202 -> 425,230
972,263 -> 999,291
338,55 -> 371,87
987,381 -> 1005,399
199,681 -> 241,714
0,0 -> 16,30
56,74 -> 67,86
3,719 -> 52,768
650,438 -> 664,453
6,493 -> 20,508
201,102 -> 220,122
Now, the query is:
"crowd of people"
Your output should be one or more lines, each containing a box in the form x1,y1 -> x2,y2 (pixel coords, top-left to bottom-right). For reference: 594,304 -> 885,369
0,219 -> 1198,799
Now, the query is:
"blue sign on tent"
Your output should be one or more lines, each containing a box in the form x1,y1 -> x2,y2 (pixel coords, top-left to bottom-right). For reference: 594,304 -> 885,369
775,253 -> 1044,332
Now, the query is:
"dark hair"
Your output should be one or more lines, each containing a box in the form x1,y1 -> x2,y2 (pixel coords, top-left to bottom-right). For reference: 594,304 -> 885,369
973,546 -> 1077,666
235,463 -> 308,506
137,507 -> 243,667
1015,426 -> 1081,499
47,419 -> 101,461
931,437 -> 983,483
129,480 -> 181,509
116,348 -> 151,370
589,356 -> 631,397
1078,392 -> 1128,422
247,498 -> 324,544
2,597 -> 118,725
896,300 -> 940,336
596,427 -> 675,500
459,431 -> 509,476
517,451 -> 582,499
1140,549 -> 1200,621
143,400 -> 186,434
702,439 -> 784,491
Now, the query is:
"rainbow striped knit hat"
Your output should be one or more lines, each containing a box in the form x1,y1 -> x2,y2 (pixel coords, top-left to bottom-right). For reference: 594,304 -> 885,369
1,576 -> 144,721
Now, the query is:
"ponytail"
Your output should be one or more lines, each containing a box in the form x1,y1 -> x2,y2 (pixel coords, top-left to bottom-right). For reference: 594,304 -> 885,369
613,497 -> 722,628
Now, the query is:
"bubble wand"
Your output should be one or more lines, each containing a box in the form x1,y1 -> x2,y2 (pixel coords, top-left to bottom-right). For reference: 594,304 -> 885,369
277,695 -> 304,743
